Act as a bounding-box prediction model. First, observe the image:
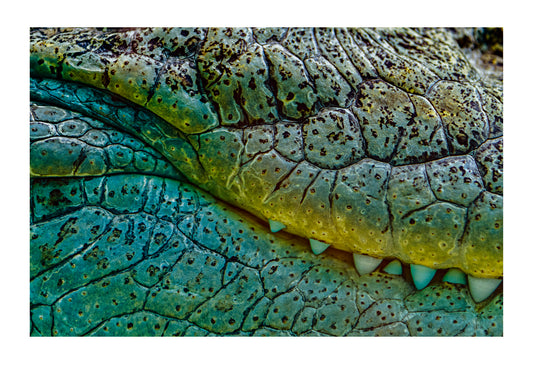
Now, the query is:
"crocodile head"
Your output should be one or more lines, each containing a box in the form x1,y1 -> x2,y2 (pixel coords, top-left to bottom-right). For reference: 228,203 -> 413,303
29,27 -> 503,336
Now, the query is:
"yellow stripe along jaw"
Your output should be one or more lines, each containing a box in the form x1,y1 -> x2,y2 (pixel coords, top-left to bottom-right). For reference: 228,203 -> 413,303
268,221 -> 501,301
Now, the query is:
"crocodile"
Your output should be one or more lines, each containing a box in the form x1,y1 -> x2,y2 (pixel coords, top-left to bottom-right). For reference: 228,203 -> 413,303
29,27 -> 503,336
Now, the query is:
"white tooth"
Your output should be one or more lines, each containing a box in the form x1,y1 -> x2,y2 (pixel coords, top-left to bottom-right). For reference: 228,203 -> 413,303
468,276 -> 502,302
383,260 -> 403,275
442,268 -> 467,285
353,254 -> 383,275
309,239 -> 330,255
410,264 -> 436,290
268,219 -> 286,233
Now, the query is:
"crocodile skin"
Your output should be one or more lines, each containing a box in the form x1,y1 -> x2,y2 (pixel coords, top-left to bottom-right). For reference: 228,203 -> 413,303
29,27 -> 503,336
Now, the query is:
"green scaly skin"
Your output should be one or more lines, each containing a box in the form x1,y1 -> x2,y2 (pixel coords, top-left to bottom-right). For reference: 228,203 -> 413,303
30,27 -> 503,336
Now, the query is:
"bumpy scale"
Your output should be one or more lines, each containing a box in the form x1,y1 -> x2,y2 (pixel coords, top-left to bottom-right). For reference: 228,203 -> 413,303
29,27 -> 503,336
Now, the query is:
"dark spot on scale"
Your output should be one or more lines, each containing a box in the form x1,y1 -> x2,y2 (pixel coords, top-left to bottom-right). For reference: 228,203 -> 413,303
456,132 -> 468,146
102,68 -> 111,88
296,102 -> 309,113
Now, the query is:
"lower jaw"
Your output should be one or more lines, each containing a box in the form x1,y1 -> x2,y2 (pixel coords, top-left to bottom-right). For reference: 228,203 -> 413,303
30,172 -> 503,337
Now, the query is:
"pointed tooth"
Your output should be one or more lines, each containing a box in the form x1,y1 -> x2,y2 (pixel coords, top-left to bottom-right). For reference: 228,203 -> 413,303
383,260 -> 403,275
309,239 -> 330,255
468,276 -> 502,302
442,268 -> 467,285
410,264 -> 436,290
268,219 -> 286,233
353,254 -> 383,275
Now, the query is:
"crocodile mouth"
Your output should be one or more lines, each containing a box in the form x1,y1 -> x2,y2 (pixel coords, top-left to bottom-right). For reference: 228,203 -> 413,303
29,27 -> 503,336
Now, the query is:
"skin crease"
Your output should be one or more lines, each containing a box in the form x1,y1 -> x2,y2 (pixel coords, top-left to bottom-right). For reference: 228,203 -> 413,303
29,27 -> 503,336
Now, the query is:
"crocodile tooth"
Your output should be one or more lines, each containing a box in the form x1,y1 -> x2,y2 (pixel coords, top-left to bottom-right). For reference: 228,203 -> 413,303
353,254 -> 383,275
309,239 -> 330,255
442,268 -> 467,285
383,260 -> 403,275
468,276 -> 502,302
410,264 -> 436,290
268,219 -> 286,233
